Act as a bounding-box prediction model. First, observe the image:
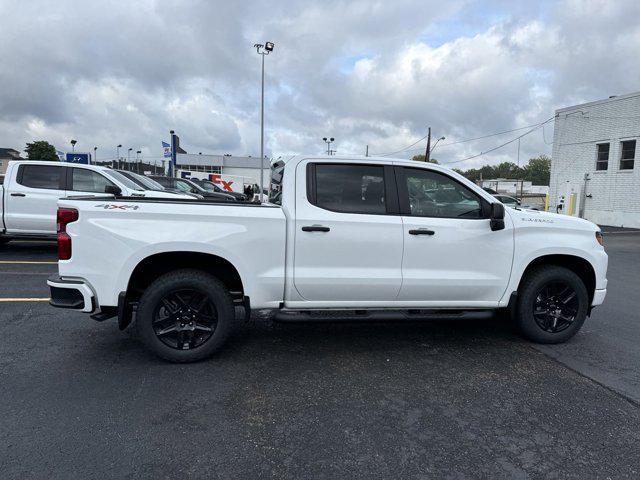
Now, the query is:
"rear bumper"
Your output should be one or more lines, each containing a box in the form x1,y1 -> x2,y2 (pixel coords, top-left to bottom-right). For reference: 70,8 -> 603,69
47,275 -> 96,313
592,288 -> 607,306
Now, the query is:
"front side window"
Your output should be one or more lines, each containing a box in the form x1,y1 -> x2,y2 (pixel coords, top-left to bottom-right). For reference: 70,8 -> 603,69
18,165 -> 63,190
403,168 -> 483,218
620,140 -> 636,170
596,143 -> 609,171
71,168 -> 115,193
313,164 -> 386,214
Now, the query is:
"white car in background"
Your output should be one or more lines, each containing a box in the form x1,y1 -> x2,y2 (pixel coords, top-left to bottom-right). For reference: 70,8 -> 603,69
0,160 -> 194,240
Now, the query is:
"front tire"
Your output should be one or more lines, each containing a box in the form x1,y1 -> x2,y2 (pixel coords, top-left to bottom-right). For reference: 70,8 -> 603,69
516,265 -> 589,344
136,269 -> 235,362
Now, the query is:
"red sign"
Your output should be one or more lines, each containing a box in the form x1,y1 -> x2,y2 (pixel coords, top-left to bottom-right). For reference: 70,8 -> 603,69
208,174 -> 234,192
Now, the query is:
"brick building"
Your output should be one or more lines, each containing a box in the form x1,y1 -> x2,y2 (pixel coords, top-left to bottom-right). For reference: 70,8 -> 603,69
549,92 -> 640,228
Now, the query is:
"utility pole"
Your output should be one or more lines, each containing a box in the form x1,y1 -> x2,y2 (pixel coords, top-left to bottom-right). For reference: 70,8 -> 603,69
425,127 -> 431,162
365,145 -> 369,157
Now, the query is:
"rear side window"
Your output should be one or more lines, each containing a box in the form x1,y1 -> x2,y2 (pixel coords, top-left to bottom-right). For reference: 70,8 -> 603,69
71,168 -> 115,193
312,164 -> 386,214
17,165 -> 63,190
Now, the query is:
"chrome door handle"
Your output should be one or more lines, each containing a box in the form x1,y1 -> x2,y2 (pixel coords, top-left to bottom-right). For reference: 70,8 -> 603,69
409,228 -> 435,235
301,225 -> 330,232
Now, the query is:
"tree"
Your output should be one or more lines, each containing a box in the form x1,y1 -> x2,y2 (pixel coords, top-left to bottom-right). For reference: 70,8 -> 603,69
453,155 -> 551,186
410,154 -> 439,164
25,141 -> 58,161
521,155 -> 551,185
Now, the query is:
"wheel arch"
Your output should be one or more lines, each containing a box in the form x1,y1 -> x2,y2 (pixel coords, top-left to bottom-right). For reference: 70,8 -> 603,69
126,251 -> 245,301
518,254 -> 596,304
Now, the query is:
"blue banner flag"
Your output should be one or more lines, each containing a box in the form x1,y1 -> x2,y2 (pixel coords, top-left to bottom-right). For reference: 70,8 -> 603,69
162,141 -> 171,158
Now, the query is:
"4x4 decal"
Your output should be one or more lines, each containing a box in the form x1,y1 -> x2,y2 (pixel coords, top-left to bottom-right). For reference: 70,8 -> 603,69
94,204 -> 140,210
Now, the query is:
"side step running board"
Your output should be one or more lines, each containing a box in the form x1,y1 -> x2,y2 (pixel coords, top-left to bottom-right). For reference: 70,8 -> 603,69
273,309 -> 493,323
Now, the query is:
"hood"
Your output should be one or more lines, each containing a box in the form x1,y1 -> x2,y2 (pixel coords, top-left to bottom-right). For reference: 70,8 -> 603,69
507,207 -> 599,232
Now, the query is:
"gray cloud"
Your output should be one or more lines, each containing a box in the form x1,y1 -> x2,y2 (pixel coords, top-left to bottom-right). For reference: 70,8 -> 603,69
0,0 -> 638,169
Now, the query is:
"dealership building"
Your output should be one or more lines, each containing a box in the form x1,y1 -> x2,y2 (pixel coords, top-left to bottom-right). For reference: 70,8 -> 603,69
176,153 -> 271,188
549,91 -> 640,227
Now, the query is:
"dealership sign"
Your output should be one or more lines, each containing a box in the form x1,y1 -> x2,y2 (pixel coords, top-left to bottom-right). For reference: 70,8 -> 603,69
64,152 -> 90,164
177,169 -> 246,193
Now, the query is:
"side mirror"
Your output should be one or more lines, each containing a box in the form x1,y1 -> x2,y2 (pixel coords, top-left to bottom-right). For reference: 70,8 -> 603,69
105,185 -> 122,196
490,202 -> 505,231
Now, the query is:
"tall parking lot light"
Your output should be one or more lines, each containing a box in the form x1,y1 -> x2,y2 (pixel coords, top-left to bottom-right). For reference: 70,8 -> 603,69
136,150 -> 141,174
323,137 -> 335,155
116,144 -> 122,168
70,139 -> 77,153
254,41 -> 275,202
128,147 -> 133,169
93,146 -> 97,165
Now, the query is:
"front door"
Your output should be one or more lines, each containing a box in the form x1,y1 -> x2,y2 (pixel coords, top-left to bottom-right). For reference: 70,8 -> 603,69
396,166 -> 514,306
293,161 -> 403,303
4,164 -> 66,235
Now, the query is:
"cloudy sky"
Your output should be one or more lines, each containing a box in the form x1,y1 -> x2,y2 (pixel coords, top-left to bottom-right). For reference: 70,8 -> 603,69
1,0 -> 638,168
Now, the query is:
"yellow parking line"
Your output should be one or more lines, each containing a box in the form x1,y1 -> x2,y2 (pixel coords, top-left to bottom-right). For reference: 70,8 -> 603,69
0,261 -> 57,264
0,298 -> 50,302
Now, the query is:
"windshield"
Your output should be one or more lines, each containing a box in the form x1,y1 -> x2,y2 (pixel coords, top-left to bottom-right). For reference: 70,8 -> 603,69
103,170 -> 144,191
131,172 -> 165,190
180,179 -> 205,193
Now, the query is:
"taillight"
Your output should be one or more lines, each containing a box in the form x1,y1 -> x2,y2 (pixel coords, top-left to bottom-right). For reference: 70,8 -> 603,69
57,208 -> 78,260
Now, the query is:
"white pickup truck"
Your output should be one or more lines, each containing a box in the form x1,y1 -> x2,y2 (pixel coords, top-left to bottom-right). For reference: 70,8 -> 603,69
0,161 -> 193,240
48,155 -> 608,362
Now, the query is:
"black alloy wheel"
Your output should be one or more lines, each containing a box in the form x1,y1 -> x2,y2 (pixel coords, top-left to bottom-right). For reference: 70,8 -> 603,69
516,265 -> 589,344
152,290 -> 218,350
533,281 -> 579,333
136,269 -> 235,362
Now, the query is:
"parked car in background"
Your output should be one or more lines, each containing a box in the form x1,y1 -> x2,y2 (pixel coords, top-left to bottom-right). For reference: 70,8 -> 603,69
0,161 -> 193,240
190,178 -> 247,202
50,155 -> 606,362
493,194 -> 542,211
149,176 -> 236,202
118,170 -> 202,199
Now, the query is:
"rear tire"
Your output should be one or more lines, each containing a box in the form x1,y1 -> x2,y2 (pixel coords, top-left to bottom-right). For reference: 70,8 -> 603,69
136,269 -> 235,362
516,265 -> 589,344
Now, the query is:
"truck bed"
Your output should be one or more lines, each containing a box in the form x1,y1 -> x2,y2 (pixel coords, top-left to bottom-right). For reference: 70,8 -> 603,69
58,196 -> 287,308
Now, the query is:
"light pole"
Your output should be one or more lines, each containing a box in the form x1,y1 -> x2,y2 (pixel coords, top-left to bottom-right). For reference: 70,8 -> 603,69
254,41 -> 274,202
128,148 -> 133,170
429,136 -> 446,158
70,139 -> 77,153
323,137 -> 335,155
93,146 -> 97,165
136,150 -> 141,174
116,144 -> 122,169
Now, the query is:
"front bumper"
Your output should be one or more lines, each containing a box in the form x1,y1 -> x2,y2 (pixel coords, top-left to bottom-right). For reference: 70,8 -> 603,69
592,288 -> 607,307
47,275 -> 96,313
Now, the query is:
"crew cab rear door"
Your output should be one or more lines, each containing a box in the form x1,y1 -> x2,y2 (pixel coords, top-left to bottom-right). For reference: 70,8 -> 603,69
293,160 -> 403,303
395,166 -> 514,306
3,163 -> 67,235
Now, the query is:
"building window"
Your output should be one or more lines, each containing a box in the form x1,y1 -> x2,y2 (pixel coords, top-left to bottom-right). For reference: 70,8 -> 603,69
620,140 -> 636,170
595,143 -> 609,171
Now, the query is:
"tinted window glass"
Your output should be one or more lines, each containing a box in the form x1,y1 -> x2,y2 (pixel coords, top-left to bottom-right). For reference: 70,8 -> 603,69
72,168 -> 115,193
404,168 -> 483,218
18,165 -> 63,189
596,143 -> 609,171
315,164 -> 386,214
620,140 -> 636,170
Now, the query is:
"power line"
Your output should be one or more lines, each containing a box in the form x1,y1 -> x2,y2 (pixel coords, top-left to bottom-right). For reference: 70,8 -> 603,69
370,120 -> 550,157
440,116 -> 554,166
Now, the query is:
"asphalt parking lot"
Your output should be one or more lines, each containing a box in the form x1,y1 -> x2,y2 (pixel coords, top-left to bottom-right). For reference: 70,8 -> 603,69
1,235 -> 640,479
